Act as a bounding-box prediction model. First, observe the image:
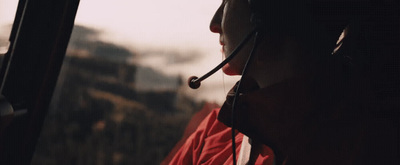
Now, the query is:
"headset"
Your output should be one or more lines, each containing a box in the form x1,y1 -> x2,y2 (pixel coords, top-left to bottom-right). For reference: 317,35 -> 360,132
187,0 -> 265,164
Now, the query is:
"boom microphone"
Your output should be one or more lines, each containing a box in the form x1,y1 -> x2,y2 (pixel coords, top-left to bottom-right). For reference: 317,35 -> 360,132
188,28 -> 258,89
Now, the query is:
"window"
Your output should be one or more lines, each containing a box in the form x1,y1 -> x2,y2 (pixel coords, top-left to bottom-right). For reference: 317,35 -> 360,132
32,0 -> 238,164
0,0 -> 19,56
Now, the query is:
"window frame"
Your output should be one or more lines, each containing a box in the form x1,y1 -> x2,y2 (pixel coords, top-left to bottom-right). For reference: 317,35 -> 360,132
0,0 -> 80,164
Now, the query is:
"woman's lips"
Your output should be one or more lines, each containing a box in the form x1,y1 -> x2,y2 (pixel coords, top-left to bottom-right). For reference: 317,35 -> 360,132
220,40 -> 225,54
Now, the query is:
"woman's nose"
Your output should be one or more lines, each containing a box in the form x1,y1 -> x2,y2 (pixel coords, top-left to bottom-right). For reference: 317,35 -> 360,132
209,5 -> 223,33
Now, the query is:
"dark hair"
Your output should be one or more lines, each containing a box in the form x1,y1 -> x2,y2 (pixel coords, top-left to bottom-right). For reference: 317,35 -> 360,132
251,0 -> 375,44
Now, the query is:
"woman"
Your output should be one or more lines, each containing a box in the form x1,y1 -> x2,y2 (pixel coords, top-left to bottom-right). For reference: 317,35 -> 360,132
167,0 -> 399,164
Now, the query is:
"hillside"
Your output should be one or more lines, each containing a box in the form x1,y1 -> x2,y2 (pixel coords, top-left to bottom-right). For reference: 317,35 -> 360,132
29,26 -> 204,165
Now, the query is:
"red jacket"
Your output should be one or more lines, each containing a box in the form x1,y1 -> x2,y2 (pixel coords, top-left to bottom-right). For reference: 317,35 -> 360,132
169,108 -> 274,165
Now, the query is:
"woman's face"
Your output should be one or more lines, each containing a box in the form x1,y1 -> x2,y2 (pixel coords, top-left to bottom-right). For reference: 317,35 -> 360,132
210,0 -> 256,75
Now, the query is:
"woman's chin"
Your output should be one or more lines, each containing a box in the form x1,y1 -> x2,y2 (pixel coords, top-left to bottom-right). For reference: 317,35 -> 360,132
222,64 -> 240,76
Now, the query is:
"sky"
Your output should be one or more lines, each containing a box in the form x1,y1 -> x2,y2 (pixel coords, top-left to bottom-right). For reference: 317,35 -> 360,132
75,0 -> 220,49
0,0 -> 239,104
0,0 -> 18,25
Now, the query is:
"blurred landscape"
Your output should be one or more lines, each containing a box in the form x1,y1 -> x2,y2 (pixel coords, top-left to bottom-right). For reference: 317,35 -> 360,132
0,1 -> 228,164
10,25 -> 206,165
